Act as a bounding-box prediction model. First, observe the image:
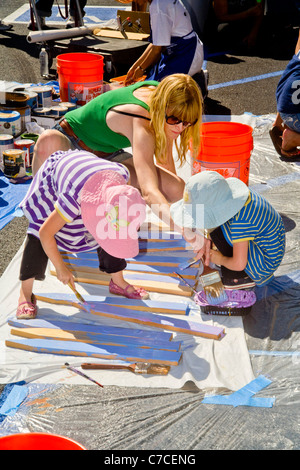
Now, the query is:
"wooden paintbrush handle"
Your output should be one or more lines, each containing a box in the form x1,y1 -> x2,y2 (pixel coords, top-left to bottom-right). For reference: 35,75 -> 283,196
81,363 -> 128,370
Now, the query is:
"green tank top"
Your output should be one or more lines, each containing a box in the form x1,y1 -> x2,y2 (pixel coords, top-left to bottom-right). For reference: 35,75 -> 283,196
65,81 -> 159,153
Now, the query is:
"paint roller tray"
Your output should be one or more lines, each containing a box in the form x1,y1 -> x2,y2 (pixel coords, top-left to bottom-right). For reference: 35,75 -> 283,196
194,289 -> 256,316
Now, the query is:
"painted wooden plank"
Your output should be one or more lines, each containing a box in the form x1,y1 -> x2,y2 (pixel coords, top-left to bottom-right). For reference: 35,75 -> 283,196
35,293 -> 192,315
5,338 -> 182,365
63,257 -> 199,279
50,269 -> 193,296
8,318 -> 173,341
31,294 -> 225,340
61,251 -> 196,266
10,327 -> 181,351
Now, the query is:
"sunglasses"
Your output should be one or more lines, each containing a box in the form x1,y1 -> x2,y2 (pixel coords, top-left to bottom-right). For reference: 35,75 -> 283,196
165,114 -> 198,128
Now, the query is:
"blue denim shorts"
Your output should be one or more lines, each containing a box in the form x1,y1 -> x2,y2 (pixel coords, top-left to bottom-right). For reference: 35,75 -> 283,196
53,121 -> 132,163
279,113 -> 300,133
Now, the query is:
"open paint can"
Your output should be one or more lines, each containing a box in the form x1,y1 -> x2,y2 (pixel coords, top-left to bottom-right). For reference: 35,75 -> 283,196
0,134 -> 14,171
0,110 -> 21,136
3,148 -> 26,178
14,138 -> 35,168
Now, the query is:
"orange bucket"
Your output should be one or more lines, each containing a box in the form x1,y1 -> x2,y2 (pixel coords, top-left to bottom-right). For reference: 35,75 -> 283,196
57,52 -> 104,106
0,432 -> 86,450
192,121 -> 253,185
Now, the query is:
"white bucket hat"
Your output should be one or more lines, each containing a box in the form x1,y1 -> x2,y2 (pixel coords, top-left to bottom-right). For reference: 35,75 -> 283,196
170,170 -> 250,230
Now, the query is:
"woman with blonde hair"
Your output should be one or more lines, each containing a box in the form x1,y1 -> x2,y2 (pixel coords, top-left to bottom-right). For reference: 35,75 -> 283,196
32,74 -> 203,236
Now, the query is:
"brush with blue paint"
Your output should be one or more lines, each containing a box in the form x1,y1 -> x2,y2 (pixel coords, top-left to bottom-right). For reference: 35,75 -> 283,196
178,257 -> 200,271
175,268 -> 228,306
67,282 -> 91,313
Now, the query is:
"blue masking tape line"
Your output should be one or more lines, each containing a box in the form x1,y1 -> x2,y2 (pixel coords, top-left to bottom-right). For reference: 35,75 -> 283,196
0,384 -> 28,417
250,350 -> 300,357
250,172 -> 300,194
202,395 -> 274,408
202,375 -> 274,408
208,70 -> 284,90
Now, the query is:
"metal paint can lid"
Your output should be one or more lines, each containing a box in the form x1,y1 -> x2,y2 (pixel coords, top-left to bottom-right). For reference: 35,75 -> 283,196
0,110 -> 21,122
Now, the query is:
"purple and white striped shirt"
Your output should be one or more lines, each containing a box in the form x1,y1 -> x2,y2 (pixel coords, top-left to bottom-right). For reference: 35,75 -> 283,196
20,149 -> 129,252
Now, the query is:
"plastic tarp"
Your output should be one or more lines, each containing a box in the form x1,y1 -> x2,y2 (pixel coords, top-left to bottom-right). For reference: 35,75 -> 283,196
0,114 -> 300,450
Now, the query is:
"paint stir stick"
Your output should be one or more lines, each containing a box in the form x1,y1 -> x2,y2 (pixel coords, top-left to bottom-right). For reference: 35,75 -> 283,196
65,363 -> 104,388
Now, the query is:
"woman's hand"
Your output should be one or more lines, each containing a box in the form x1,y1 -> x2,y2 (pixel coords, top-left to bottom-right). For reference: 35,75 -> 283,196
125,65 -> 145,86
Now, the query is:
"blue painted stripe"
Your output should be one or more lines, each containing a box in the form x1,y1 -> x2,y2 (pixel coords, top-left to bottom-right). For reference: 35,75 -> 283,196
208,70 -> 284,90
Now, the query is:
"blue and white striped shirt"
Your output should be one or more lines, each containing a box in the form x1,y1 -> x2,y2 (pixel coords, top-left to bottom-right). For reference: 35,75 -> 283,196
20,149 -> 129,252
221,189 -> 285,286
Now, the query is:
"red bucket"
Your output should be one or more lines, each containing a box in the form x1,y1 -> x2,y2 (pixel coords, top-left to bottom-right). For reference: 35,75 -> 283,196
57,52 -> 104,106
0,432 -> 86,450
192,121 -> 253,185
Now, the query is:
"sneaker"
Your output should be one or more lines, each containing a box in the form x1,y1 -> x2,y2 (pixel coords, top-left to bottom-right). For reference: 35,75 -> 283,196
0,20 -> 13,31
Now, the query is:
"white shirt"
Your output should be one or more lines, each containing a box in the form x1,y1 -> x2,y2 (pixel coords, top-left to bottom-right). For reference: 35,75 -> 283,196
149,0 -> 203,75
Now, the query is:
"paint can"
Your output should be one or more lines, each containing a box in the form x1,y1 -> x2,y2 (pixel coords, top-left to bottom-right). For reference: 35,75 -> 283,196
21,132 -> 39,144
0,106 -> 31,134
51,105 -> 68,117
0,134 -> 14,171
0,110 -> 21,136
30,85 -> 53,108
3,148 -> 26,178
33,107 -> 52,116
59,102 -> 77,111
14,139 -> 35,168
13,87 -> 38,109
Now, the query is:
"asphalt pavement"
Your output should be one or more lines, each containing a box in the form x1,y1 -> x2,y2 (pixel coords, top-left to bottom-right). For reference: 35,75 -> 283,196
0,0 -> 299,275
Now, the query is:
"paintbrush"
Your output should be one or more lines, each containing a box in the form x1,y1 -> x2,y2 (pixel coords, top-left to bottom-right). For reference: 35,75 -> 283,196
81,362 -> 170,375
65,362 -> 104,387
199,267 -> 228,305
174,272 -> 198,295
178,257 -> 199,270
67,282 -> 85,303
174,270 -> 228,306
67,282 -> 91,312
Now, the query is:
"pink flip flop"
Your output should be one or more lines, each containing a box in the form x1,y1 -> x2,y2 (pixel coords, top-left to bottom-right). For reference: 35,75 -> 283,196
16,294 -> 38,319
109,279 -> 149,300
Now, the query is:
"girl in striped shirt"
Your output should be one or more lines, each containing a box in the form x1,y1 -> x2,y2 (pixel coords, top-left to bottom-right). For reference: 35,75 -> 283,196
16,149 -> 148,319
171,171 -> 285,289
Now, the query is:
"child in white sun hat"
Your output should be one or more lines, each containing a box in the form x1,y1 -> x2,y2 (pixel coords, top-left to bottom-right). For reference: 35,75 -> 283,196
171,170 -> 286,289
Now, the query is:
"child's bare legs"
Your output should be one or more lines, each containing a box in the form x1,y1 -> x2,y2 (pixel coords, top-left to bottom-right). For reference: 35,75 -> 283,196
18,278 -> 34,304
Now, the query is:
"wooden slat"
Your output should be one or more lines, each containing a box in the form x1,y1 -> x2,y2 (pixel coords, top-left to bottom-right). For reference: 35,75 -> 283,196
50,269 -> 193,296
10,327 -> 181,351
31,293 -> 225,340
8,318 -> 173,341
35,293 -> 191,315
5,338 -> 182,365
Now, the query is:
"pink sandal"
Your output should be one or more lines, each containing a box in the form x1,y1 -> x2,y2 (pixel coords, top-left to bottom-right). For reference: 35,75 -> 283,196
109,280 -> 149,300
16,294 -> 38,319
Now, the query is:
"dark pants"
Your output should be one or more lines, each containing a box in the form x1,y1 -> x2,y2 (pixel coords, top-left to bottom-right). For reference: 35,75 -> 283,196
210,226 -> 248,279
19,234 -> 126,281
35,0 -> 87,17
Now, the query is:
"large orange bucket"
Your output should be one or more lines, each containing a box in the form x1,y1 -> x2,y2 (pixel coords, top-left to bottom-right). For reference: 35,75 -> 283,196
192,121 -> 253,185
0,432 -> 86,450
57,52 -> 104,106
